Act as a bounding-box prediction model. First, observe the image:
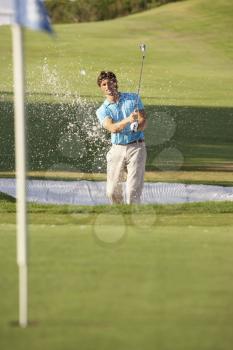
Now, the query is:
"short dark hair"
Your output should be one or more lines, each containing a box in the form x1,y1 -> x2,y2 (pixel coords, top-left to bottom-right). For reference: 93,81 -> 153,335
97,71 -> 118,87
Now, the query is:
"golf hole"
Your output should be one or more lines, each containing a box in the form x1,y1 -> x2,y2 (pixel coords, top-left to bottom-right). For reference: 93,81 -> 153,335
9,320 -> 39,327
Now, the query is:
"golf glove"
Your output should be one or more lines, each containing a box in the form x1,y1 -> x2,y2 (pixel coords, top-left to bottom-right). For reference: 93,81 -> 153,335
130,121 -> 138,133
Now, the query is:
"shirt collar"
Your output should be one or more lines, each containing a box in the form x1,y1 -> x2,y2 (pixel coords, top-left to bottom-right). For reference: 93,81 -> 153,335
104,92 -> 123,107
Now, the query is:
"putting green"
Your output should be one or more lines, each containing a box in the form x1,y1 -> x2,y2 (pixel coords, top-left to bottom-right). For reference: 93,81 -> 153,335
0,218 -> 233,350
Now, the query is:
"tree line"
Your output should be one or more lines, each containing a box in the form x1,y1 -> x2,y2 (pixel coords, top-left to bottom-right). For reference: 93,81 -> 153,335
44,0 -> 185,24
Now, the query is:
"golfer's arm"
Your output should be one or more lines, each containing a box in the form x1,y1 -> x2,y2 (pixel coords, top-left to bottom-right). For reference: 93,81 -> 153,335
103,117 -> 130,133
137,110 -> 147,131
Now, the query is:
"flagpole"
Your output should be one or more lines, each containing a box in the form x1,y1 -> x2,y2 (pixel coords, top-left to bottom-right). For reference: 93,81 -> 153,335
12,23 -> 28,328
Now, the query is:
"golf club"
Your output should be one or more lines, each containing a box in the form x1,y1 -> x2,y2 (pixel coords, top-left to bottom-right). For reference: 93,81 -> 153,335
131,43 -> 146,132
135,43 -> 146,109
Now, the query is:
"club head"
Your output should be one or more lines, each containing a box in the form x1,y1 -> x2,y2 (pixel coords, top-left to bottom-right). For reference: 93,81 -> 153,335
139,43 -> 146,54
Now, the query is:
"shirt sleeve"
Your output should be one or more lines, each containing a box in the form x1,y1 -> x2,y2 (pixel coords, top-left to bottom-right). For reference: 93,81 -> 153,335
96,105 -> 112,126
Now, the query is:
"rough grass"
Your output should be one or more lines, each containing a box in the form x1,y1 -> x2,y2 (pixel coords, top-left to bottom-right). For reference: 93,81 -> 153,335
1,190 -> 233,225
1,169 -> 233,186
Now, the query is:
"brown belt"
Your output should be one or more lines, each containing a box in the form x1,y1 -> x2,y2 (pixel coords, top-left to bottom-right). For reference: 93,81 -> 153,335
117,139 -> 144,145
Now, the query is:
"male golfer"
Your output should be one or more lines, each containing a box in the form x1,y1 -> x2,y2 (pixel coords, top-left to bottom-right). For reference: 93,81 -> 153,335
96,71 -> 147,204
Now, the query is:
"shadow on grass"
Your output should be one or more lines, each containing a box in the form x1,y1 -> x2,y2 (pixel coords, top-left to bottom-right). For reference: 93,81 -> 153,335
0,191 -> 16,203
0,99 -> 232,172
145,105 -> 233,171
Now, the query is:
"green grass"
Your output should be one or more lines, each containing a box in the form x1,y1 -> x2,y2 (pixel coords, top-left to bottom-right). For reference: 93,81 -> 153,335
1,169 -> 233,186
0,198 -> 233,350
0,0 -> 233,173
1,0 -> 233,106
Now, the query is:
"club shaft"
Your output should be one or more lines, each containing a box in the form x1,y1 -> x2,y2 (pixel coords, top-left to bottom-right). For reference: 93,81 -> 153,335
135,55 -> 145,109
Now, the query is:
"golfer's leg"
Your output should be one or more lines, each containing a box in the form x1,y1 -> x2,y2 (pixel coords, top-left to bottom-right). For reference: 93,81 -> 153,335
126,143 -> 147,204
106,145 -> 126,204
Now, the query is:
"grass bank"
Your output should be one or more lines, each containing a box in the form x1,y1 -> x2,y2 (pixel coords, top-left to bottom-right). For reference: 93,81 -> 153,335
0,102 -> 232,172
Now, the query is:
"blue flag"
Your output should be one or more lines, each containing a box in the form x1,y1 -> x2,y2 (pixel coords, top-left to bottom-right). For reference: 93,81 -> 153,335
0,0 -> 52,32
15,0 -> 52,32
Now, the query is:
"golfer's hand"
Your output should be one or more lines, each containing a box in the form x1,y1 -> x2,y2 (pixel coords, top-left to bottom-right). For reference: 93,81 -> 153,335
129,110 -> 138,123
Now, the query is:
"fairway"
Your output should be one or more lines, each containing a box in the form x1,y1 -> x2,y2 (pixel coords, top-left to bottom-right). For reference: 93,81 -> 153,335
1,206 -> 233,350
1,0 -> 233,106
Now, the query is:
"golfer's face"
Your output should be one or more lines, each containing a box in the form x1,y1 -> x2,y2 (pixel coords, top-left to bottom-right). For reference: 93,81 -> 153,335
100,79 -> 117,96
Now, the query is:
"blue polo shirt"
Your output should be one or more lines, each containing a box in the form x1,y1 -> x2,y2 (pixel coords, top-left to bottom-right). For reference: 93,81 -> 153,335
96,92 -> 145,145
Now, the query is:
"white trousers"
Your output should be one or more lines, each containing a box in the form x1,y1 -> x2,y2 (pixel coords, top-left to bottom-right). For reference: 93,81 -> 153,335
106,142 -> 147,204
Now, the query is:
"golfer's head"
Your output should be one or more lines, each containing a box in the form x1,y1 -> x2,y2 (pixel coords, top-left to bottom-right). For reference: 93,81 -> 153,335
97,71 -> 118,95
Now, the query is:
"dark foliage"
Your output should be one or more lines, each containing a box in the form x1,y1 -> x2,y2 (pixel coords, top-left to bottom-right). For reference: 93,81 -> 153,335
44,0 -> 186,24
